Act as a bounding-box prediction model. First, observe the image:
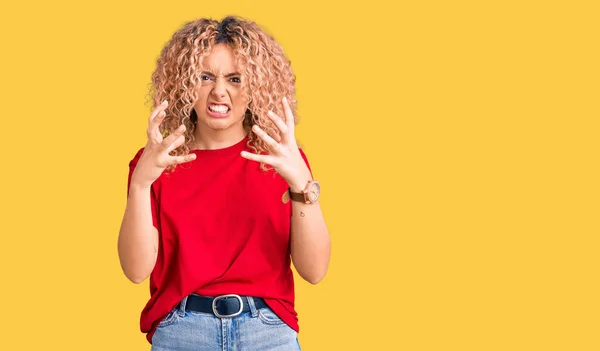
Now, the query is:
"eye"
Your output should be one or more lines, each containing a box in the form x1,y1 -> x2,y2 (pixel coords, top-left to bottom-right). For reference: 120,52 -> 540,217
229,77 -> 241,84
200,75 -> 213,81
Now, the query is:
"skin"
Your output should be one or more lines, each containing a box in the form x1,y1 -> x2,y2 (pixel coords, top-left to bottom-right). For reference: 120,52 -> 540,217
118,43 -> 330,285
241,97 -> 331,284
192,44 -> 248,150
118,100 -> 195,283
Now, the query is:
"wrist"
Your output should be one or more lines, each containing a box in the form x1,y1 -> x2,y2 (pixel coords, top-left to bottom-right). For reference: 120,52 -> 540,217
289,174 -> 312,193
129,178 -> 152,192
289,179 -> 321,204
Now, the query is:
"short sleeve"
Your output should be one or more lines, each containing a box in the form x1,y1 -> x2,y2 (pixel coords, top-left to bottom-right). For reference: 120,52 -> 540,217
127,147 -> 160,230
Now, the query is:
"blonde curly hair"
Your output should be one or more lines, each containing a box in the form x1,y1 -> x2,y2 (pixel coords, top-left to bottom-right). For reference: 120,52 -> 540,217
147,16 -> 298,172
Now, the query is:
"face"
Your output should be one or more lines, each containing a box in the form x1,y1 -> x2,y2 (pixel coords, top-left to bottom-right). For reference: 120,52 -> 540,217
193,44 -> 248,135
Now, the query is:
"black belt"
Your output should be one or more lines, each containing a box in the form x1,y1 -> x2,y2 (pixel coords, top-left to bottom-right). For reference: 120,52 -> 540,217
185,294 -> 267,318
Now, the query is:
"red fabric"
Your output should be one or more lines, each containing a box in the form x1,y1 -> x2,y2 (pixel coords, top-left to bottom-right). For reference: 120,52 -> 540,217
126,136 -> 311,344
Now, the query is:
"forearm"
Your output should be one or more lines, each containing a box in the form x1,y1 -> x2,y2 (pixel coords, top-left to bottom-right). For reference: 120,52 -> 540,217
290,199 -> 331,284
117,183 -> 158,284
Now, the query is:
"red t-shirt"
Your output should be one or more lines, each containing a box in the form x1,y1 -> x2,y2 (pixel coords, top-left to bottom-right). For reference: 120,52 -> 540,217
126,136 -> 311,344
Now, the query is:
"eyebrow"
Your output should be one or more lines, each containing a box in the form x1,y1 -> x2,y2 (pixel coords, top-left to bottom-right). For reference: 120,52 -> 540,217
201,71 -> 241,77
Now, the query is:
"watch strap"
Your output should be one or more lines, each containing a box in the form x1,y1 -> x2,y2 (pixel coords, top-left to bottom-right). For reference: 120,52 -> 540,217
288,189 -> 306,203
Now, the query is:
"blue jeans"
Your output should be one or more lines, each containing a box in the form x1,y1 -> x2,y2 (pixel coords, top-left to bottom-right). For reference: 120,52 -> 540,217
151,295 -> 302,351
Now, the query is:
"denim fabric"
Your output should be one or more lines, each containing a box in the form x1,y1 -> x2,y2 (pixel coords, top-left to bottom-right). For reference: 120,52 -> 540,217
151,295 -> 301,351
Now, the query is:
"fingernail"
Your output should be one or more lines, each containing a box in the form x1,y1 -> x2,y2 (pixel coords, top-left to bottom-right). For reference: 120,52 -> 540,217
162,100 -> 168,105
283,97 -> 287,104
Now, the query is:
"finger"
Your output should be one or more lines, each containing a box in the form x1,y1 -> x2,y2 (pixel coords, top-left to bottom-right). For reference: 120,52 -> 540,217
147,101 -> 168,140
170,153 -> 197,165
161,124 -> 186,150
148,100 -> 168,124
240,150 -> 279,166
282,97 -> 295,130
267,110 -> 289,139
252,125 -> 281,154
166,134 -> 185,154
147,110 -> 167,141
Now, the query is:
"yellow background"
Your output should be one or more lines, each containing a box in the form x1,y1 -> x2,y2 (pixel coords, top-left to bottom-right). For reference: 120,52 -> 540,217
1,0 -> 598,350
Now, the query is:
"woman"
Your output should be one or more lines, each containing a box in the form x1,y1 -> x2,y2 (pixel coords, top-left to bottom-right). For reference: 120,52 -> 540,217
117,16 -> 331,350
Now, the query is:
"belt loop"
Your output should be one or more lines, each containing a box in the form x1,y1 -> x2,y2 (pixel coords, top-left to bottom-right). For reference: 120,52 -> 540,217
178,295 -> 189,316
247,296 -> 259,317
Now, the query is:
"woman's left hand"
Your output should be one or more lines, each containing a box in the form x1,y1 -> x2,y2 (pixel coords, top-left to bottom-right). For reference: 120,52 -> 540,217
241,97 -> 312,192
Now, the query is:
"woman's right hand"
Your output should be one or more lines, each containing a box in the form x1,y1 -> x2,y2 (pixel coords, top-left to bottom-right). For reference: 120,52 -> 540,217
130,100 -> 197,188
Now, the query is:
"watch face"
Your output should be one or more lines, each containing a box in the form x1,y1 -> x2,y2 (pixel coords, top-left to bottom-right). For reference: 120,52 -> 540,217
308,182 -> 320,202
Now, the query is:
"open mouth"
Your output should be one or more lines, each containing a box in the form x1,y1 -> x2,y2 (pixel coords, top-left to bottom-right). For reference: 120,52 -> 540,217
207,103 -> 231,118
208,104 -> 230,113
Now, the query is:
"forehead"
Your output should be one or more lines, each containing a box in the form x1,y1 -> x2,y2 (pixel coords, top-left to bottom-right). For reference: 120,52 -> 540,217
199,44 -> 241,72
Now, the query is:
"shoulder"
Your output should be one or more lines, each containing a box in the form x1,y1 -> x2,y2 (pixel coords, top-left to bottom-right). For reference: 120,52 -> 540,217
297,145 -> 309,159
128,146 -> 146,168
297,147 -> 312,172
297,145 -> 310,159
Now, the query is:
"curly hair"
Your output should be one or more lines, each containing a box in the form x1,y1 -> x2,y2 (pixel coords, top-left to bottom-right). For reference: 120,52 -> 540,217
147,16 -> 298,173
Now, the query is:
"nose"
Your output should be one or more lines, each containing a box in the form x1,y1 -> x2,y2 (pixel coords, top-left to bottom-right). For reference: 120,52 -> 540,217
211,78 -> 227,98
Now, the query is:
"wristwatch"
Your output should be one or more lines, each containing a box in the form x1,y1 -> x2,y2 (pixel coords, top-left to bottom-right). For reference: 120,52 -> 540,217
289,180 -> 320,204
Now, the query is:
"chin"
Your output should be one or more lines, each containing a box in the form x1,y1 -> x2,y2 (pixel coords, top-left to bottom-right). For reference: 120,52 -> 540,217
208,122 -> 233,130
201,117 -> 240,130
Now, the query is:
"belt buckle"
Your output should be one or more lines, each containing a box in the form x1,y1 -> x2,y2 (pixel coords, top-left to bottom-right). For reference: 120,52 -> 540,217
212,294 -> 244,318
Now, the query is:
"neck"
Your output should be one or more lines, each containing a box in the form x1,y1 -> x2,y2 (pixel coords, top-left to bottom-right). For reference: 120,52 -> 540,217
192,125 -> 248,150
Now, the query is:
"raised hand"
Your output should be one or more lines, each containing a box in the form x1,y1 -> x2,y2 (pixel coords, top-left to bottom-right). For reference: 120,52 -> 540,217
241,97 -> 312,192
130,100 -> 197,188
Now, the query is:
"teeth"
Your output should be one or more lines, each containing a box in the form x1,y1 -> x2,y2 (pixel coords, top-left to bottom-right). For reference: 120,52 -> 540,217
209,105 -> 228,113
